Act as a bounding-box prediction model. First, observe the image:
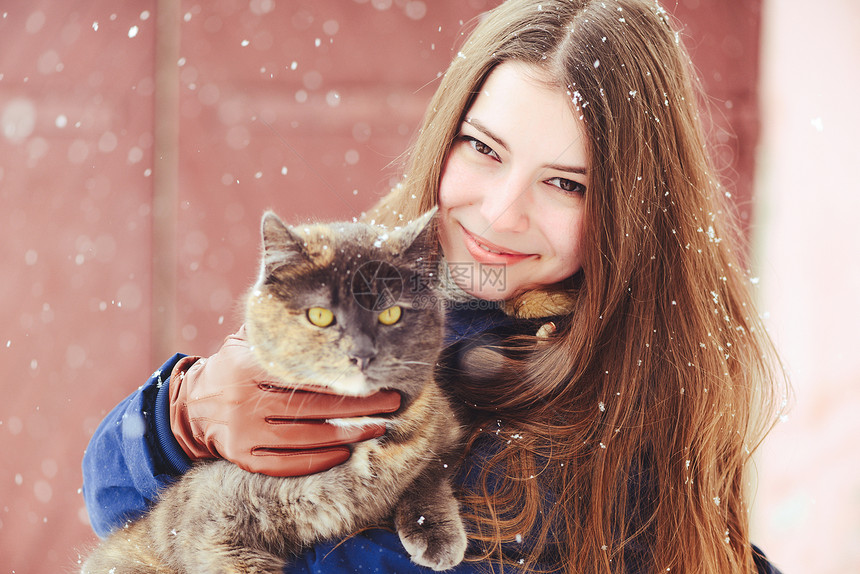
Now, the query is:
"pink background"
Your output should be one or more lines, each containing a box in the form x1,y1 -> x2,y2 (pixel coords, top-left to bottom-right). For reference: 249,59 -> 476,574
0,0 -> 855,572
753,0 -> 860,570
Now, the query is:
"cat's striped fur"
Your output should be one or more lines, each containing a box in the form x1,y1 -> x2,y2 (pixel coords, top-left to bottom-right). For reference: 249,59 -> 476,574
82,208 -> 467,573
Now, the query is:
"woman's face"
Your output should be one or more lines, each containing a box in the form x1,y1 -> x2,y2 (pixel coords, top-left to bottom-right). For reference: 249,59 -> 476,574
438,61 -> 589,301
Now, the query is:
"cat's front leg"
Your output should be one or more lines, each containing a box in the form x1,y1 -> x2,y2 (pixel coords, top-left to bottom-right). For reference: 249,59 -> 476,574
394,468 -> 467,571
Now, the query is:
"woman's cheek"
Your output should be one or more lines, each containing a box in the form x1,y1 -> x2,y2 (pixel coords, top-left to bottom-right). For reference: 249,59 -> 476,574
438,151 -> 478,210
437,163 -> 457,210
559,218 -> 585,276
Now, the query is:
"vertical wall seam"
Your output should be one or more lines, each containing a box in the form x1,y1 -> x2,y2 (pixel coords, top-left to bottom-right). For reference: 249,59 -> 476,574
151,0 -> 180,365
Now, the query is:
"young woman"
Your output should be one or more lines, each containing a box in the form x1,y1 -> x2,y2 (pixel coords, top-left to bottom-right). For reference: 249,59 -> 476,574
83,1 -> 786,572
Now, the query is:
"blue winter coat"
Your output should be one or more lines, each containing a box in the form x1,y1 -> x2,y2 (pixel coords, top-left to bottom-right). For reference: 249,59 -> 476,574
81,306 -> 782,573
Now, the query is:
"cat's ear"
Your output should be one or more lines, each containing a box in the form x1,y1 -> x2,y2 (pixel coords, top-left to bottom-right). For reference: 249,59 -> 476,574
260,211 -> 308,275
397,206 -> 438,261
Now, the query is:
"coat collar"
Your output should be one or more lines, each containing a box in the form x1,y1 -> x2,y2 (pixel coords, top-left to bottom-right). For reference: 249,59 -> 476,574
437,256 -> 576,321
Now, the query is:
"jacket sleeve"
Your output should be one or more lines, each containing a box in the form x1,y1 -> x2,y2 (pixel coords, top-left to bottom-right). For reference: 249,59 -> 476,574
284,434 -> 533,573
81,353 -> 194,538
285,528 -> 517,574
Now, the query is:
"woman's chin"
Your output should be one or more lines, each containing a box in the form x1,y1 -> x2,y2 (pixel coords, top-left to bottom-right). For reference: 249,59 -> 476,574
457,282 -> 519,303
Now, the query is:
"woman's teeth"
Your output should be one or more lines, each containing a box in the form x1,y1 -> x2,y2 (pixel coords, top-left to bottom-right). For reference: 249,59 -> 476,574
476,240 -> 504,254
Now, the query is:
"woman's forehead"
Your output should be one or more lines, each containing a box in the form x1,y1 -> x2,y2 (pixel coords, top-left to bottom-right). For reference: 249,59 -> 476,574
464,61 -> 588,170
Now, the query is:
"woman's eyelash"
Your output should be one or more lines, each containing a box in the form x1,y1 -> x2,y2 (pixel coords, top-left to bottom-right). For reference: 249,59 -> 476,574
458,134 -> 585,195
461,135 -> 499,159
547,177 -> 586,195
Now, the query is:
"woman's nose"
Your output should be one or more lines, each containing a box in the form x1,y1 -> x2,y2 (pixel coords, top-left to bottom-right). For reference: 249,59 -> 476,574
479,174 -> 530,233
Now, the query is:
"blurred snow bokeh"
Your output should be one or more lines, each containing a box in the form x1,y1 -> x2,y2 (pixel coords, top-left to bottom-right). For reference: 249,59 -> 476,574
752,0 -> 860,571
1,0 -> 857,572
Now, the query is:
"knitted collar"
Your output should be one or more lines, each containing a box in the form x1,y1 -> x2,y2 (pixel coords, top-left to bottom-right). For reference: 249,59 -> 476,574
437,255 -> 576,320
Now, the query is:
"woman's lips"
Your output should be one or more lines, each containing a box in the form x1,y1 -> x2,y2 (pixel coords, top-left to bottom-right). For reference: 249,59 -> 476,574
460,224 -> 535,265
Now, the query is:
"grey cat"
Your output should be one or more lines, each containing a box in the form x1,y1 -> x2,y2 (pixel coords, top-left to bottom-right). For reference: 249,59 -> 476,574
82,208 -> 467,573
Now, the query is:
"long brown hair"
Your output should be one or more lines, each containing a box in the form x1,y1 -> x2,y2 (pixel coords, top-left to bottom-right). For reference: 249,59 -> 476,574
370,1 -> 787,572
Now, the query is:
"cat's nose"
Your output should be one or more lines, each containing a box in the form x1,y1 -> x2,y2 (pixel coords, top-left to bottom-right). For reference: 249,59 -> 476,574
348,352 -> 375,371
347,332 -> 377,371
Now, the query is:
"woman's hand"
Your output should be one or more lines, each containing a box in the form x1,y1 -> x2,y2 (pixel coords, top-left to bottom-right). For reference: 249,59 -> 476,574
168,327 -> 401,476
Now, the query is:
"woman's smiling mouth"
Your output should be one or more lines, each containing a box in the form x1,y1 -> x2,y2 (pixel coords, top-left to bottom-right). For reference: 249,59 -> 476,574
460,224 -> 536,264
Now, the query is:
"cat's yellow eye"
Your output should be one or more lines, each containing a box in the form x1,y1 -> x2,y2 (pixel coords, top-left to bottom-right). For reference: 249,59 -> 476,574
378,305 -> 402,326
307,307 -> 334,327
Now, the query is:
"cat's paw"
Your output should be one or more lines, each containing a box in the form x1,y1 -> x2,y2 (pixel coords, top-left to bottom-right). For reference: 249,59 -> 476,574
398,515 -> 468,571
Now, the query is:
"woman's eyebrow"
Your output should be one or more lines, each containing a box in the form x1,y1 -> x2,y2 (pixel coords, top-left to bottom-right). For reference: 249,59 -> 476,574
545,161 -> 588,176
464,117 -> 588,176
464,117 -> 509,151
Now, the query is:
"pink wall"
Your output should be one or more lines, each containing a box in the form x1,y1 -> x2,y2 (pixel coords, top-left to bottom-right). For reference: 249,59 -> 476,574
0,1 -> 157,568
753,0 -> 860,571
1,1 -> 768,571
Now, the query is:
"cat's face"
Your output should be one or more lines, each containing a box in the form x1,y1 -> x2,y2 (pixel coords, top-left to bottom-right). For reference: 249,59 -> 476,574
245,209 -> 442,400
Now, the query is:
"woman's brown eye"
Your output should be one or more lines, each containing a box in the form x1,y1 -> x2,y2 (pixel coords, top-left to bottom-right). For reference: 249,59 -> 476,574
462,135 -> 498,159
472,139 -> 492,154
548,177 -> 586,195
